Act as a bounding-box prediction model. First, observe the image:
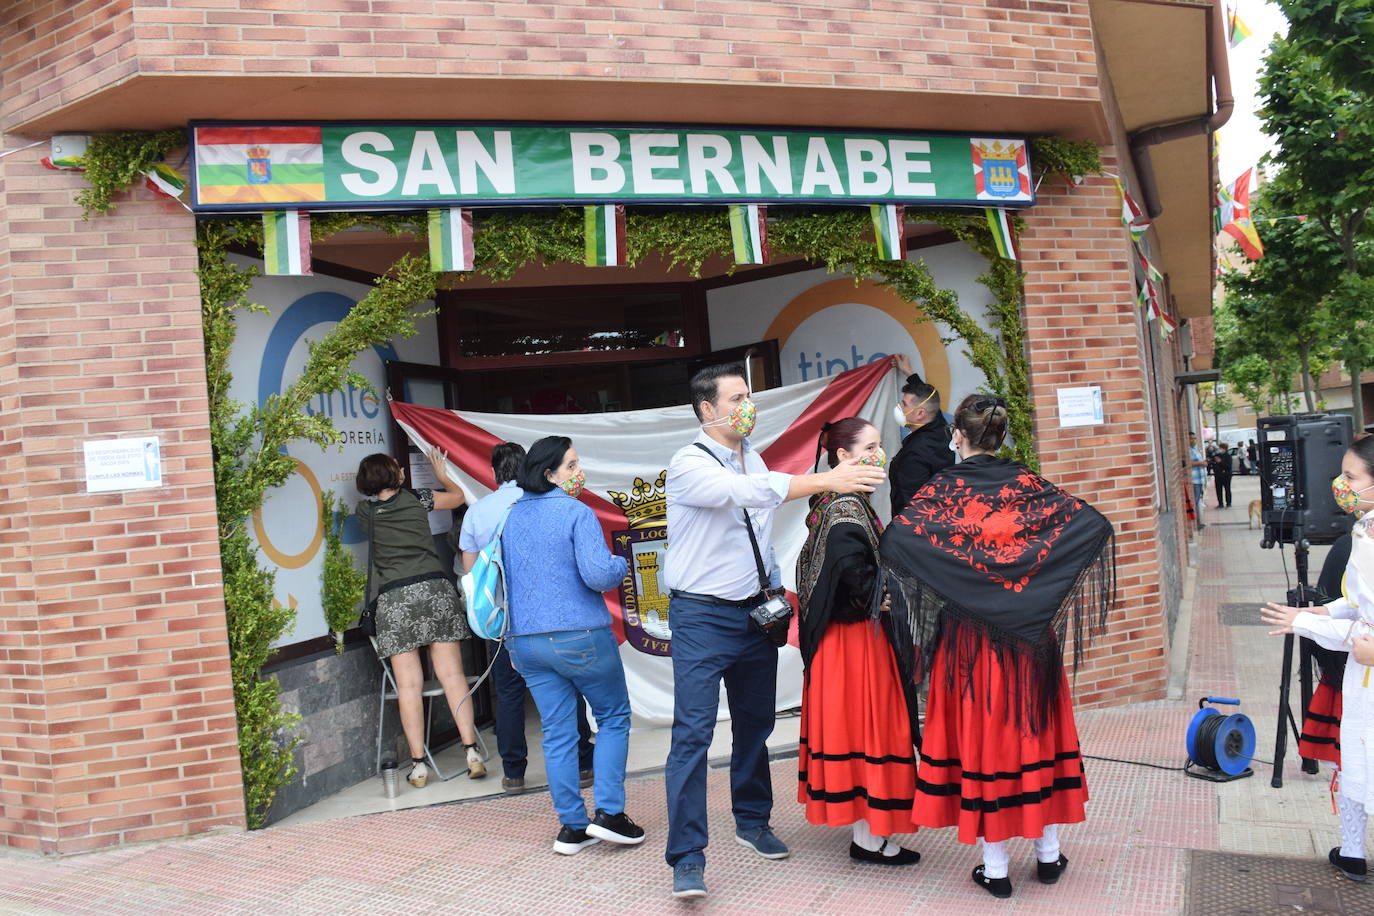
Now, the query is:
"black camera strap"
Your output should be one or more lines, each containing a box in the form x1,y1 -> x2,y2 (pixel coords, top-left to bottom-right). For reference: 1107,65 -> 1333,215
694,443 -> 772,594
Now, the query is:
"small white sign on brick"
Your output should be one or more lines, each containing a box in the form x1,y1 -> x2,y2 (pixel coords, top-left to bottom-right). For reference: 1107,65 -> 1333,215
83,436 -> 162,492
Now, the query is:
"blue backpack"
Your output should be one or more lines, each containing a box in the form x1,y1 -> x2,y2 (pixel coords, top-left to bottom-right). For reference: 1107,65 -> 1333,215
462,504 -> 514,641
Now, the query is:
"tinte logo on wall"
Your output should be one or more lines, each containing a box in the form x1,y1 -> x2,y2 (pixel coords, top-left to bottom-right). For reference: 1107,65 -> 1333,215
228,265 -> 438,643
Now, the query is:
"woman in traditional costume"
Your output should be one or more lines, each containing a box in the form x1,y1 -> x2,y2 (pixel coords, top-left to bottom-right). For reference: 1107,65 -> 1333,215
879,395 -> 1115,899
796,418 -> 921,866
1262,435 -> 1374,883
1297,534 -> 1352,769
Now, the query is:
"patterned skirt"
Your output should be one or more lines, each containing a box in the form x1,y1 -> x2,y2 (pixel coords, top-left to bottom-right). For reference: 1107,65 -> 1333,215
913,630 -> 1088,844
1299,680 -> 1342,767
375,576 -> 471,658
798,620 -> 920,836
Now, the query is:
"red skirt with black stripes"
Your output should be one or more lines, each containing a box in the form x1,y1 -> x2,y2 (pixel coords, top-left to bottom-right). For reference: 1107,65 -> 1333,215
1298,680 -> 1342,766
913,631 -> 1088,845
797,619 -> 920,836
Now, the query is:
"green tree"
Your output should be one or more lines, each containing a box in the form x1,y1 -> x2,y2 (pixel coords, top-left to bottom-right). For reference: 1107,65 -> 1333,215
1258,33 -> 1374,428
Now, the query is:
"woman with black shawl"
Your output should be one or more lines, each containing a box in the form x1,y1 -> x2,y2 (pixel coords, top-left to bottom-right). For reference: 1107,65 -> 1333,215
880,395 -> 1115,899
796,417 -> 921,866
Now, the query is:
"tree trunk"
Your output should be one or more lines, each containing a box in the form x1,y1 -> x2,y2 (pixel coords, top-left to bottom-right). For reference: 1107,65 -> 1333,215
1299,343 -> 1316,413
1351,363 -> 1366,432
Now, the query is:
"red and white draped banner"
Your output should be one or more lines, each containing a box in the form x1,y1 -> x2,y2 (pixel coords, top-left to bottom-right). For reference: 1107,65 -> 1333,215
389,357 -> 901,724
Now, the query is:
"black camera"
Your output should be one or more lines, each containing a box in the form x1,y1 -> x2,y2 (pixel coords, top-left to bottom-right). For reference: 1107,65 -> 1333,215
749,589 -> 793,647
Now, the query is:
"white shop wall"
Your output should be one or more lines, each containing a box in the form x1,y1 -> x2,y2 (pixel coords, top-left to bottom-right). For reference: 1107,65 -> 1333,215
224,254 -> 440,645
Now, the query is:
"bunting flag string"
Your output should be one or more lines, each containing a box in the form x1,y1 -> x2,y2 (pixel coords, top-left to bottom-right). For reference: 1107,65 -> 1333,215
983,208 -> 1018,261
262,210 -> 312,275
728,204 -> 771,265
1113,177 -> 1151,242
427,207 -> 474,272
869,204 -> 907,260
583,204 -> 627,267
142,163 -> 191,210
1228,7 -> 1253,46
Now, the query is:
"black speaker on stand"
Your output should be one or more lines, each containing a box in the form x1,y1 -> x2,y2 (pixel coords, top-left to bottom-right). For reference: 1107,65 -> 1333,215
1257,413 -> 1354,787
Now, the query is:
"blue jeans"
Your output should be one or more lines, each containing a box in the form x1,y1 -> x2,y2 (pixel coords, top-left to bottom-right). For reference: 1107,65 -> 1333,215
663,596 -> 778,869
489,640 -> 594,780
507,627 -> 631,829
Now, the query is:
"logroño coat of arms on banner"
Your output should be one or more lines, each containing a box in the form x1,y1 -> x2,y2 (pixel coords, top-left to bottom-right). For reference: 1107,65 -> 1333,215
609,471 -> 672,656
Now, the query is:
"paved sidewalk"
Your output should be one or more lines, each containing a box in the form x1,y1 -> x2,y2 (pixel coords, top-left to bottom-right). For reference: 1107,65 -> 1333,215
0,474 -> 1366,914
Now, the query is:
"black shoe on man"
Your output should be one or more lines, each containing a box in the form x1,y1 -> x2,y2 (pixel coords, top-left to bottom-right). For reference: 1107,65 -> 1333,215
586,809 -> 646,845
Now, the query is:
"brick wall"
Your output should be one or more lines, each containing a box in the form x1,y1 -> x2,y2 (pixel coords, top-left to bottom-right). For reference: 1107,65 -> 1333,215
1018,155 -> 1171,708
0,153 -> 245,855
3,0 -> 1100,130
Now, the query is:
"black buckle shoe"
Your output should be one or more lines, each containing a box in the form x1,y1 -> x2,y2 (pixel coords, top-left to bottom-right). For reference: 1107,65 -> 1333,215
1037,854 -> 1068,884
1330,847 -> 1368,882
973,864 -> 1013,898
849,841 -> 920,866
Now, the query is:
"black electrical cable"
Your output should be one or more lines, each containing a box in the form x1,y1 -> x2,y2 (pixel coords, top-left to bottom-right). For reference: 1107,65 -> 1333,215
1082,754 -> 1186,772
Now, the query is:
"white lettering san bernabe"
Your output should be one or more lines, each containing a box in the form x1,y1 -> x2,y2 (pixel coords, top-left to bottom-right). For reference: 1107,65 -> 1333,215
340,130 -> 516,197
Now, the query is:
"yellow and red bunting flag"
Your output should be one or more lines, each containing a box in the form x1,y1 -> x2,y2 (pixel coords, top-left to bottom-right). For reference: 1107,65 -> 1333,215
870,204 -> 907,260
1137,249 -> 1163,285
983,208 -> 1018,261
427,208 -> 474,272
142,163 -> 187,202
1228,8 -> 1253,47
262,210 -> 312,276
729,204 -> 771,265
584,204 -> 626,267
1114,177 -> 1151,242
1220,168 -> 1264,260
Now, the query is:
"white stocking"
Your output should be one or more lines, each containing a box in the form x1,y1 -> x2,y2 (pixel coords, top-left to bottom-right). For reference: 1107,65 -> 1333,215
981,839 -> 1009,879
1034,824 -> 1061,864
851,820 -> 885,853
1339,795 -> 1367,860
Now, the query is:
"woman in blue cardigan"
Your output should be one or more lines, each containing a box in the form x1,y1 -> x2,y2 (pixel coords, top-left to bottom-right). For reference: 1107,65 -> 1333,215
504,435 -> 644,856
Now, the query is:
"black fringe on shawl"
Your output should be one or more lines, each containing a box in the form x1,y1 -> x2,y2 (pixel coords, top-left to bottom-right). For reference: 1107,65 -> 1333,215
882,529 -> 1116,735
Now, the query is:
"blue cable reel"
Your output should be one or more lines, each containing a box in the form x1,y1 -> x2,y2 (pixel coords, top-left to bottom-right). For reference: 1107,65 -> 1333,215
1185,696 -> 1256,782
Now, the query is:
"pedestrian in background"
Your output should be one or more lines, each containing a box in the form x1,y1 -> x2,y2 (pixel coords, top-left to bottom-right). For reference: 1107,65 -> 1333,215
458,441 -> 596,797
355,449 -> 487,787
502,436 -> 643,856
1189,433 -> 1208,529
1210,445 -> 1233,508
888,354 -> 954,518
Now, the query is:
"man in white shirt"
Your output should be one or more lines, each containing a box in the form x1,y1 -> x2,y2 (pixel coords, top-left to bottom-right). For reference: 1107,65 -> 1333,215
662,363 -> 885,899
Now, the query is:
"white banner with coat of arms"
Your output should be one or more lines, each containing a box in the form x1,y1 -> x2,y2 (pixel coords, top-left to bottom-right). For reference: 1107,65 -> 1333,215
390,358 -> 902,725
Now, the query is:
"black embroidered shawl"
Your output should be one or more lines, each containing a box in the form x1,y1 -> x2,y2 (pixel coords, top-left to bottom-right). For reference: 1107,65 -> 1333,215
879,455 -> 1116,733
797,492 -> 923,743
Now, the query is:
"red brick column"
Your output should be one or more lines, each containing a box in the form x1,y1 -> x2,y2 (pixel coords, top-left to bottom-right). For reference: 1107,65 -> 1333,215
1018,156 -> 1170,707
0,152 -> 245,855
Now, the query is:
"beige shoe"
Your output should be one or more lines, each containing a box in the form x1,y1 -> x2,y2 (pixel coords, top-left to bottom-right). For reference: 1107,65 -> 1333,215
407,758 -> 428,788
465,744 -> 487,779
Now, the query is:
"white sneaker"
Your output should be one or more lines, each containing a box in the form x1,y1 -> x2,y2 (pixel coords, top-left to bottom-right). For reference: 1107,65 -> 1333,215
465,744 -> 487,779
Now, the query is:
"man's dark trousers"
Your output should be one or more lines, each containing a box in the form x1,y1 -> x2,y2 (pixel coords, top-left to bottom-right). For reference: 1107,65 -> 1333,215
664,595 -> 778,869
489,640 -> 593,779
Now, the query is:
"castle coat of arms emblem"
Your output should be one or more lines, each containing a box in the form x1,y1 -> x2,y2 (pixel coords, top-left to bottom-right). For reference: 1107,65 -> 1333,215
971,138 -> 1031,201
609,471 -> 672,656
246,145 -> 271,184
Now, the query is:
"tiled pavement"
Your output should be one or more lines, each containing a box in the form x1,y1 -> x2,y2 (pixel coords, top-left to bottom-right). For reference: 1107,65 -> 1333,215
0,475 -> 1367,914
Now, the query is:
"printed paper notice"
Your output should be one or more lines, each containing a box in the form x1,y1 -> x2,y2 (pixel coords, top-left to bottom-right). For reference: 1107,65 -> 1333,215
1057,386 -> 1103,428
84,437 -> 162,492
409,452 -> 453,535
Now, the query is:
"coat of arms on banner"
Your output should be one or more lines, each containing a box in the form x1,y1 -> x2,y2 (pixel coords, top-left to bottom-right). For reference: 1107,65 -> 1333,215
971,139 -> 1031,201
247,146 -> 272,184
609,471 -> 672,656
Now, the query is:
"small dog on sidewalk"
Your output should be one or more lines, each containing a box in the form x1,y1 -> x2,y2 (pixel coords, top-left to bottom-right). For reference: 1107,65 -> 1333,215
1248,499 -> 1263,529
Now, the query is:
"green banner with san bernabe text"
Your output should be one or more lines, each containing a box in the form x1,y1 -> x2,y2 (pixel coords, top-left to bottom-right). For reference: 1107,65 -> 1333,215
190,123 -> 1034,211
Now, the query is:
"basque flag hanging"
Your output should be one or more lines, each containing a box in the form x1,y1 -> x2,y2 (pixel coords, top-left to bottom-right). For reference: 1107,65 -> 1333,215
870,204 -> 907,260
584,204 -> 626,267
729,204 -> 771,265
262,210 -> 312,275
427,208 -> 474,272
983,208 -> 1018,261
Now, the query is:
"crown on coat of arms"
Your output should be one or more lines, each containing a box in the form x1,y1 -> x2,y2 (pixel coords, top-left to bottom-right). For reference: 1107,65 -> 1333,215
246,146 -> 270,160
609,471 -> 667,529
974,140 -> 1020,159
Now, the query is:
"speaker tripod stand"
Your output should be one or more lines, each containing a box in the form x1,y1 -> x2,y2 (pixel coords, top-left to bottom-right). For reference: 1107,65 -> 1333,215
1269,534 -> 1321,788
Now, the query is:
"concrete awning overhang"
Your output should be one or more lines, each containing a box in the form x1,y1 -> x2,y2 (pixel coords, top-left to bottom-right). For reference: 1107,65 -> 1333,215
1093,0 -> 1221,320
